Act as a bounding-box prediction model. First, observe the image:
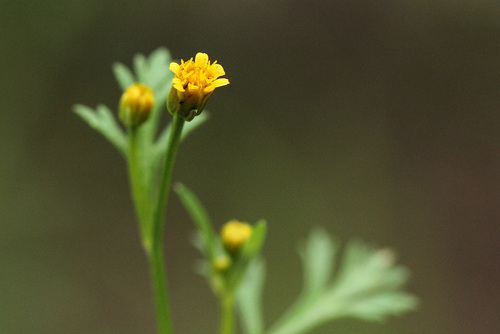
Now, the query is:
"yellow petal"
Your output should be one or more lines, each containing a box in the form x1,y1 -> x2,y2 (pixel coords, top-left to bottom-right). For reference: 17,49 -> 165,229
187,83 -> 200,92
204,85 -> 216,93
172,78 -> 185,92
211,64 -> 226,77
195,53 -> 209,68
212,78 -> 230,88
169,62 -> 181,75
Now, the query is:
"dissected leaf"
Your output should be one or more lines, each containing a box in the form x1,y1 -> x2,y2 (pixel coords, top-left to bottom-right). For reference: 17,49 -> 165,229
73,104 -> 127,155
267,230 -> 417,334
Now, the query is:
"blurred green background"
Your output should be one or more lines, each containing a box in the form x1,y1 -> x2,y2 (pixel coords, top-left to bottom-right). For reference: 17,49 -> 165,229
1,1 -> 499,333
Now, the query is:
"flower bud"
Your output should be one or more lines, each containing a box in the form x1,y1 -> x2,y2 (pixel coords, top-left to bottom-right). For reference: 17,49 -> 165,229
213,255 -> 231,272
119,83 -> 155,127
167,52 -> 229,121
220,220 -> 253,254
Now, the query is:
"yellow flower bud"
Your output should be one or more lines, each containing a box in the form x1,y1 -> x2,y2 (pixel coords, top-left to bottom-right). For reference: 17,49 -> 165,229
213,255 -> 231,272
167,52 -> 229,121
220,220 -> 253,254
119,83 -> 155,127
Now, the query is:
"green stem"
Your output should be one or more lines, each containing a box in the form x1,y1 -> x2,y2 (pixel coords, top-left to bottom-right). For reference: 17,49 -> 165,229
153,115 -> 185,248
148,115 -> 185,334
220,293 -> 235,334
149,241 -> 170,334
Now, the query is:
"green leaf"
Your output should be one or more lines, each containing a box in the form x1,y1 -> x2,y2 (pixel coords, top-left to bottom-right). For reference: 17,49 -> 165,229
112,62 -> 136,90
73,104 -> 99,126
240,220 -> 267,259
147,47 -> 172,90
133,53 -> 148,83
267,230 -> 418,334
73,104 -> 127,155
174,183 -> 216,260
299,228 -> 338,297
237,258 -> 266,334
326,241 -> 418,321
346,291 -> 418,321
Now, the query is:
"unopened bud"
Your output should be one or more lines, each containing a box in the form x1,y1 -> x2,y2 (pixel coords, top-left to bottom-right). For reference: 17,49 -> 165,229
220,220 -> 253,254
213,255 -> 231,272
119,83 -> 155,127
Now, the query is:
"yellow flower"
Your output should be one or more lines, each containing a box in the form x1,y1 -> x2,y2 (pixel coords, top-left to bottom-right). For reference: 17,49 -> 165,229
167,52 -> 229,121
119,83 -> 155,127
220,220 -> 253,254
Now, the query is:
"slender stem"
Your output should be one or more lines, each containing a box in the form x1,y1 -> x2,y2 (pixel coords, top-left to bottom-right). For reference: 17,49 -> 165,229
149,241 -> 170,334
153,115 -> 185,248
148,115 -> 185,334
220,293 -> 235,334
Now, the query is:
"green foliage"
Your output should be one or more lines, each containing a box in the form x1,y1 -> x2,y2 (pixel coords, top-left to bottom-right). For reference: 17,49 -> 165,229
267,229 -> 418,334
237,258 -> 265,334
73,104 -> 128,155
74,47 -> 208,161
75,47 -> 417,334
74,48 -> 209,253
175,183 -> 267,297
176,184 -> 417,334
174,182 -> 217,261
75,48 -> 214,334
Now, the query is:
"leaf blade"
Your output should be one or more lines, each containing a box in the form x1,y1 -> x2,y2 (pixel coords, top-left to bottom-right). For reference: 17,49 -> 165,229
174,183 -> 216,260
237,258 -> 266,334
112,62 -> 136,90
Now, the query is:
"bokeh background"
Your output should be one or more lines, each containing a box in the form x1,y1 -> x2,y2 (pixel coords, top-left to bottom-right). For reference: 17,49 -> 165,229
1,1 -> 499,333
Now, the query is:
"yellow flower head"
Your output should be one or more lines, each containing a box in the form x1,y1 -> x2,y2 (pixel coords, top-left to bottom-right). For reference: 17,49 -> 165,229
119,83 -> 155,127
167,52 -> 229,121
220,220 -> 253,254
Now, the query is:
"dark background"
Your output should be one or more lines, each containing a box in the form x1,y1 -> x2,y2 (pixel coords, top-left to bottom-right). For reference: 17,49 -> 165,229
1,1 -> 499,333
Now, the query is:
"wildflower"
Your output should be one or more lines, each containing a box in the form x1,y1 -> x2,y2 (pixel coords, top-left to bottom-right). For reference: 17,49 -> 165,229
167,52 -> 229,121
119,83 -> 155,127
220,220 -> 252,254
